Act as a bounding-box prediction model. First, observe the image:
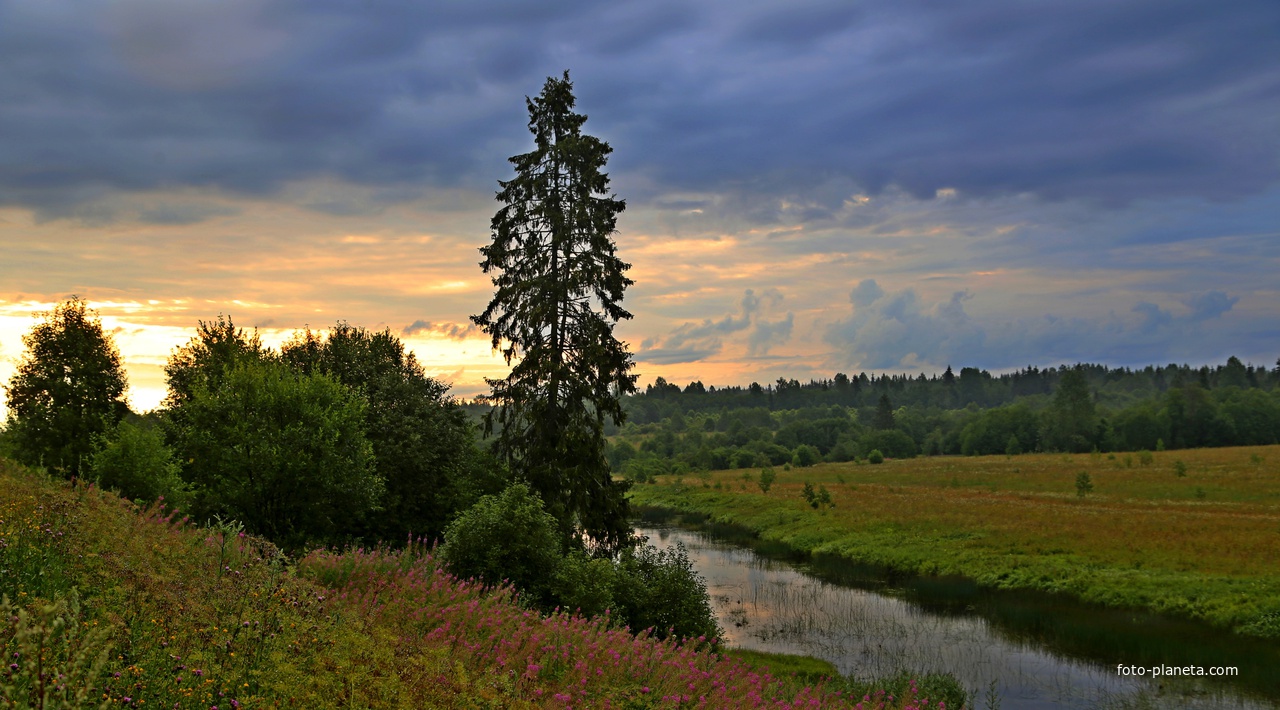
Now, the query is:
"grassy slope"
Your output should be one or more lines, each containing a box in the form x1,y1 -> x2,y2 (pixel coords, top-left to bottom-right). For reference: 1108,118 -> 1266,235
629,445 -> 1280,638
1,457 -> 961,708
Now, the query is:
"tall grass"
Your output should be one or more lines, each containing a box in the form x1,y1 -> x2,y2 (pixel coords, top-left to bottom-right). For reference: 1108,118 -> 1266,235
2,457 -> 957,708
298,543 -> 961,707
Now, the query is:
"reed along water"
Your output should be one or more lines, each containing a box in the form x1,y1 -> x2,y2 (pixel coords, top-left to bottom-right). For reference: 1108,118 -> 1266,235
635,521 -> 1280,710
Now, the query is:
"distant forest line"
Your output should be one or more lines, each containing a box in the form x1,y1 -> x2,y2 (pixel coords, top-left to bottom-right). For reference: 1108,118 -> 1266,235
560,357 -> 1280,478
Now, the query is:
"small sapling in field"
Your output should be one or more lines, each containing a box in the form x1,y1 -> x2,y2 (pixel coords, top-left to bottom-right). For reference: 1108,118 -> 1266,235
758,467 -> 776,494
1075,471 -> 1093,498
816,485 -> 833,509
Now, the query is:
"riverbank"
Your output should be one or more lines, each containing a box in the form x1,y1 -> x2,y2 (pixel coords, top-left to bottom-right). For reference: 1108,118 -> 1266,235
627,445 -> 1280,639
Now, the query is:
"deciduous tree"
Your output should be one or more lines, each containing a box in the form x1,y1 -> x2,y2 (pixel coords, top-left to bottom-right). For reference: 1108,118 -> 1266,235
169,358 -> 380,551
282,323 -> 503,543
1044,366 -> 1097,452
4,297 -> 128,476
163,315 -> 267,409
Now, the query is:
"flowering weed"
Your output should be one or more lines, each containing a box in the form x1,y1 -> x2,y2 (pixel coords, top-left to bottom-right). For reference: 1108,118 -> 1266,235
2,457 -> 955,708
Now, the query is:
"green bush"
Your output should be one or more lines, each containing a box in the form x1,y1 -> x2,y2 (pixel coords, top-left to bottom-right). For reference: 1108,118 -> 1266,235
1005,434 -> 1022,456
826,439 -> 859,463
439,483 -> 563,606
867,449 -> 885,464
612,542 -> 720,644
440,483 -> 721,643
792,444 -> 821,468
552,549 -> 618,619
758,443 -> 794,466
732,449 -> 757,469
168,359 -> 381,551
859,429 -> 916,459
623,455 -> 663,484
707,447 -> 734,470
89,420 -> 189,508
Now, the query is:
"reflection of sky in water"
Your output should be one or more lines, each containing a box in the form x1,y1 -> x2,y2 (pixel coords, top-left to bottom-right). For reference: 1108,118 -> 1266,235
639,526 -> 1269,710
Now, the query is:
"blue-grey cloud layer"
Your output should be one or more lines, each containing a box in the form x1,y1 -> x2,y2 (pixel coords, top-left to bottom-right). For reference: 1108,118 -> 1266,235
639,289 -> 794,365
825,279 -> 1257,371
4,0 -> 1278,381
3,0 -> 1278,217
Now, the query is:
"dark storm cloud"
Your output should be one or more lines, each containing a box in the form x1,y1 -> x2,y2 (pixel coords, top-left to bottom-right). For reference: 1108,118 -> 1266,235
734,3 -> 863,46
0,0 -> 584,215
3,0 -> 1277,218
631,0 -> 1280,207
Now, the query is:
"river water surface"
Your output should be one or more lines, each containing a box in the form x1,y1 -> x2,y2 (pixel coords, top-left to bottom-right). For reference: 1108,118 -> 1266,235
636,523 -> 1279,710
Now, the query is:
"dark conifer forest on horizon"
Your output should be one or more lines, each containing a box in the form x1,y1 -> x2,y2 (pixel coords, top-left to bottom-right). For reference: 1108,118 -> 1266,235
584,358 -> 1280,482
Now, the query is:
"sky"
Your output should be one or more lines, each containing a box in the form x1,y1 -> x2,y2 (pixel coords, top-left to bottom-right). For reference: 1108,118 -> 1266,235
2,0 -> 1278,413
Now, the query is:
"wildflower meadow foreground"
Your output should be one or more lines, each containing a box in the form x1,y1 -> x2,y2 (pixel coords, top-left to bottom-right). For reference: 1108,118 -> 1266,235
1,458 -> 963,708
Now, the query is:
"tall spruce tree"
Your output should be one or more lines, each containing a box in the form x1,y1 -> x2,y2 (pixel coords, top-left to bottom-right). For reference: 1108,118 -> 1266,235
873,393 -> 896,430
472,71 -> 636,553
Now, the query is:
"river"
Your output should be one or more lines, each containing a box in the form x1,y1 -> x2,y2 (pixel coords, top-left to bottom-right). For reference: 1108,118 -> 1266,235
635,523 -> 1279,709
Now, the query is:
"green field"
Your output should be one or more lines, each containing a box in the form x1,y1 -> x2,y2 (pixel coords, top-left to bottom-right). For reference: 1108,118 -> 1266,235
629,445 -> 1280,638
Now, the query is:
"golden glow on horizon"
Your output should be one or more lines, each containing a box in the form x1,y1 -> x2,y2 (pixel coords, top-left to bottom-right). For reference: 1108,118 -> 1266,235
629,235 -> 738,257
418,281 -> 474,293
646,286 -> 727,305
0,299 -> 508,415
743,224 -> 804,236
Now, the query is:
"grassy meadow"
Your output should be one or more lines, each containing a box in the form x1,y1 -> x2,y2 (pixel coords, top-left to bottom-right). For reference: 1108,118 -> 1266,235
629,445 -> 1280,639
0,456 -> 964,708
